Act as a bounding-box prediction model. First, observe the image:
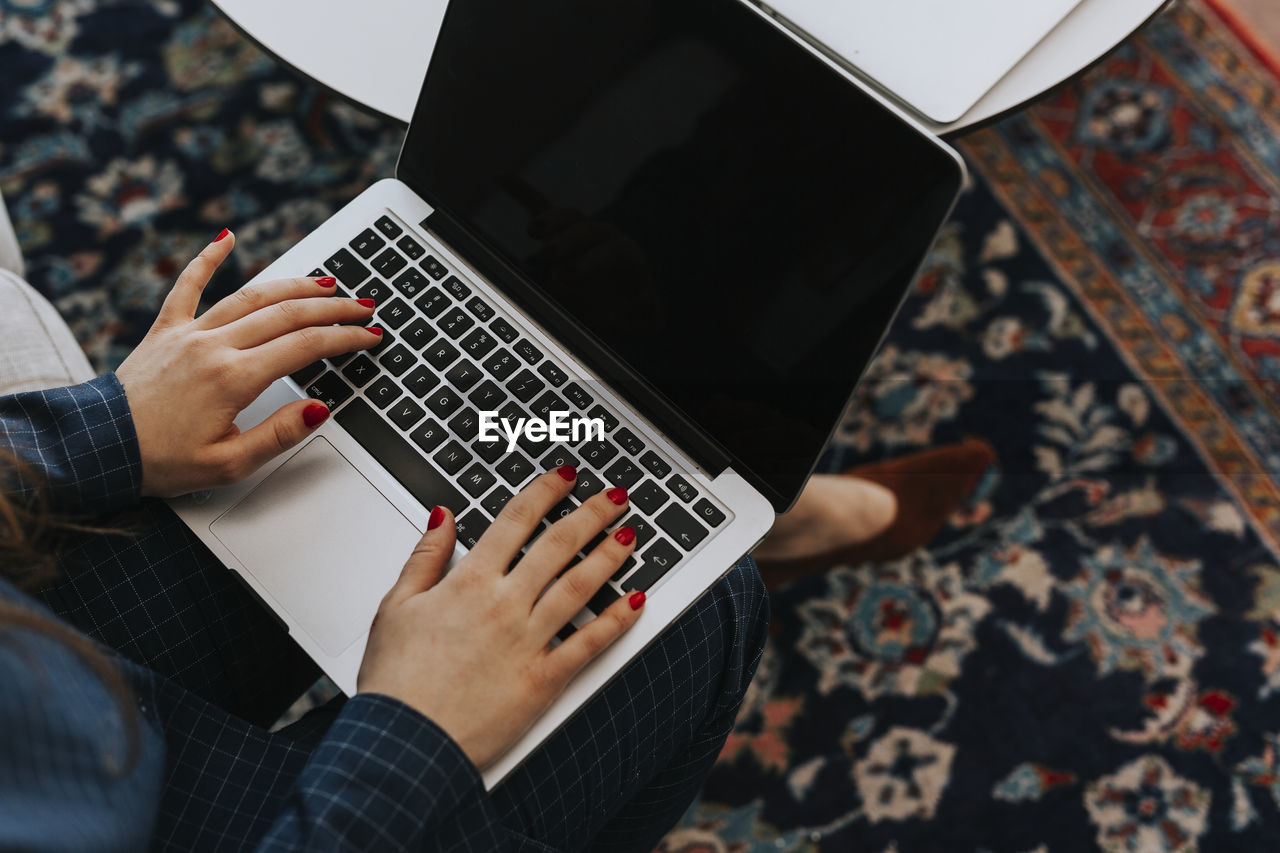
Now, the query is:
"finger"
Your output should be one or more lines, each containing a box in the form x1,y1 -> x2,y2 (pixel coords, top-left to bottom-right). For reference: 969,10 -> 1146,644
195,276 -> 342,331
157,228 -> 236,325
245,324 -> 384,387
463,467 -> 578,575
542,586 -> 645,686
510,486 -> 629,598
384,506 -> 456,607
220,296 -> 376,349
530,523 -> 637,640
205,397 -> 334,484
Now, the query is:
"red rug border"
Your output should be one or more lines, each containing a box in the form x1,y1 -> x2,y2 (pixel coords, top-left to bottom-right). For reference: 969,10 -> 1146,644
1200,0 -> 1280,82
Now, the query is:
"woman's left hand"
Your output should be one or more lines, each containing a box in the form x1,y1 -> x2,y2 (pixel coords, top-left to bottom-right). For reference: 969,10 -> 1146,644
116,229 -> 383,498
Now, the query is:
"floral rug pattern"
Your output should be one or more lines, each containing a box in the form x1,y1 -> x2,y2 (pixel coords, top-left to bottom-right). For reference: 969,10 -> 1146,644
4,0 -> 1280,850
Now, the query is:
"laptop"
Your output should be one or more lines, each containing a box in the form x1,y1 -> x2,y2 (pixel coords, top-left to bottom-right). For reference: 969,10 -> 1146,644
763,0 -> 1087,123
170,0 -> 964,788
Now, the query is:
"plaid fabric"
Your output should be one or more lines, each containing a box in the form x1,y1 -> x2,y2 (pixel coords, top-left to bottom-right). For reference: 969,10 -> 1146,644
0,376 -> 769,851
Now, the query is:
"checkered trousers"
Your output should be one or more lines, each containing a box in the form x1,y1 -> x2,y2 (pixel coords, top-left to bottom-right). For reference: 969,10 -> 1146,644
1,375 -> 769,851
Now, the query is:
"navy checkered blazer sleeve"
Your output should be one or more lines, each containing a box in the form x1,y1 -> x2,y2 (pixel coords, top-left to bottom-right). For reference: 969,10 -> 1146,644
0,376 -> 523,850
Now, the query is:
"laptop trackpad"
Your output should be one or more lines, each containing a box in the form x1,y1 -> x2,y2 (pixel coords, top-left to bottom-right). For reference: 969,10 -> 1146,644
211,437 -> 423,657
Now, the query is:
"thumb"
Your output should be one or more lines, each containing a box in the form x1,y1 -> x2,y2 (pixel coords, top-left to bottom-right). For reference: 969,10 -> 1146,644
223,399 -> 329,480
386,506 -> 456,606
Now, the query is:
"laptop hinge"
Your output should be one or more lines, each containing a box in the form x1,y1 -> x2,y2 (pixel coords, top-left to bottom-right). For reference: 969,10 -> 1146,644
422,208 -> 736,482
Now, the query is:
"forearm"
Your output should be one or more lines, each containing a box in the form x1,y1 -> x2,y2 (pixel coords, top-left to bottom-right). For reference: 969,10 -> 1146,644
0,373 -> 143,516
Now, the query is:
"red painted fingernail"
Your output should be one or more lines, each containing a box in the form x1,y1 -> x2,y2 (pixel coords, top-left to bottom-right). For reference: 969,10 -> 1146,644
213,228 -> 229,242
357,298 -> 376,308
607,487 -> 628,506
629,591 -> 646,611
557,465 -> 577,481
316,276 -> 336,287
428,506 -> 446,530
614,526 -> 636,546
365,326 -> 383,336
302,403 -> 329,428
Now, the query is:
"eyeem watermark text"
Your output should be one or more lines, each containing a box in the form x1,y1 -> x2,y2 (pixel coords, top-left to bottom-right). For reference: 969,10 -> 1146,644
479,411 -> 605,452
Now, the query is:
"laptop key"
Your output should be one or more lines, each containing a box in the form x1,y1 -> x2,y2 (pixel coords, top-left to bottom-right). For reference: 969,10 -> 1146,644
541,447 -> 580,470
507,370 -> 544,403
465,296 -> 494,321
410,418 -> 447,454
426,339 -> 461,371
455,508 -> 491,549
350,228 -> 385,259
656,504 -> 707,551
372,248 -> 407,279
439,308 -> 474,340
308,268 -> 325,277
580,439 -> 618,468
421,255 -> 448,280
615,427 -> 645,456
630,479 -> 669,515
377,344 -> 414,377
434,440 -> 473,476
397,234 -> 425,260
445,360 -> 482,392
426,387 -> 464,419
530,390 -> 567,422
367,327 -> 395,356
291,360 -> 325,387
538,361 -> 568,387
571,468 -> 606,502
490,317 -> 519,344
609,556 -> 638,584
403,365 -> 439,398
692,499 -> 726,528
496,452 -> 536,487
305,371 -> 352,411
392,267 -> 428,298
340,354 -> 378,387
458,463 -> 496,499
461,328 -> 496,358
334,398 -> 466,514
604,457 -> 643,490
416,287 -> 449,318
624,539 -> 682,592
639,451 -> 671,480
564,382 -> 593,410
514,339 -> 543,365
389,398 -> 426,431
587,405 -> 619,433
364,376 -> 401,409
481,485 -> 514,517
548,497 -> 578,522
444,275 -> 471,300
401,317 -> 437,350
668,474 -> 697,503
449,407 -> 481,442
483,349 -> 519,381
378,297 -> 413,330
621,514 -> 657,548
587,584 -> 621,617
374,215 -> 402,239
324,248 -> 371,288
474,435 -> 506,465
355,277 -> 393,303
467,379 -> 506,409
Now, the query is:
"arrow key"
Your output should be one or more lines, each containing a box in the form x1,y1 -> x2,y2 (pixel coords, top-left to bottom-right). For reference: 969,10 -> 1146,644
655,504 -> 707,552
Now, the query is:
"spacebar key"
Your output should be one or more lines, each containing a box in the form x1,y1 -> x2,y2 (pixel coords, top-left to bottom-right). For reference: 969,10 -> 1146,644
335,398 -> 468,515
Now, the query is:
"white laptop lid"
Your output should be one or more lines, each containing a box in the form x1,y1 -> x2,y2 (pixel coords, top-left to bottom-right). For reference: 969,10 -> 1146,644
763,0 -> 1086,123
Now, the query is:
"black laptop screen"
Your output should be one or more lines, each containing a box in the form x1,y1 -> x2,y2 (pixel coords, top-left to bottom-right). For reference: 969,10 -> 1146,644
398,0 -> 961,510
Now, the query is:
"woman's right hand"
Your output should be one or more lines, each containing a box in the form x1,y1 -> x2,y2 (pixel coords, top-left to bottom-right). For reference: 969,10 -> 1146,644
356,467 -> 645,770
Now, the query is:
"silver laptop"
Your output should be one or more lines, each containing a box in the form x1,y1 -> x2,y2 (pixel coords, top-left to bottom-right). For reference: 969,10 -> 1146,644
170,0 -> 964,788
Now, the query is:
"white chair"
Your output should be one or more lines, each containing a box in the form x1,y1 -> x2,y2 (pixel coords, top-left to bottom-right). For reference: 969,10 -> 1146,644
0,191 -> 96,395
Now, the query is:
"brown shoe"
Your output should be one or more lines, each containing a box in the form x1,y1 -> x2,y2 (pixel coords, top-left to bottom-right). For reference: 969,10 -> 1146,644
756,438 -> 995,589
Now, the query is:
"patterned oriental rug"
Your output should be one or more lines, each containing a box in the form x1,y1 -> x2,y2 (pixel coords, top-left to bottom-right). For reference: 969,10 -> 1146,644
3,0 -> 1280,849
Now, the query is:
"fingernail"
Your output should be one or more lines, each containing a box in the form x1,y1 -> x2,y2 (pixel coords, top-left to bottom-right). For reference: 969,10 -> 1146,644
365,326 -> 383,336
557,465 -> 577,481
614,526 -> 636,546
428,505 -> 445,530
316,276 -> 336,287
357,298 -> 376,308
629,591 -> 646,611
214,228 -> 229,242
606,487 -> 628,506
302,403 -> 329,428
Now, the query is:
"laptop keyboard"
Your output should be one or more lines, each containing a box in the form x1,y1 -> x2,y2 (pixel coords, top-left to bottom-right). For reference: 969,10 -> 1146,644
289,213 -> 728,632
